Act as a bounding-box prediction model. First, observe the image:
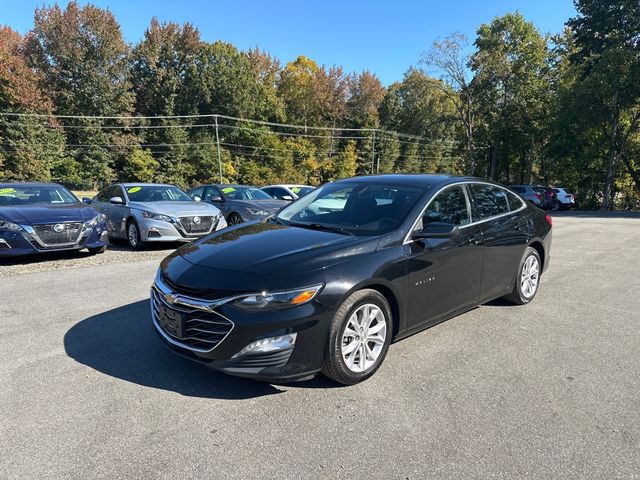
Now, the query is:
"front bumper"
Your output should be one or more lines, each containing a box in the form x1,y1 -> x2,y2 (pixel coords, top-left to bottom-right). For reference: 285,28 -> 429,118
150,276 -> 331,382
0,223 -> 109,257
139,216 -> 227,243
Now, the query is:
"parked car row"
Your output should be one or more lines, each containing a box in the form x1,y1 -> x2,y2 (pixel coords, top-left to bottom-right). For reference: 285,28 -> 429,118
0,180 -> 316,257
509,184 -> 576,210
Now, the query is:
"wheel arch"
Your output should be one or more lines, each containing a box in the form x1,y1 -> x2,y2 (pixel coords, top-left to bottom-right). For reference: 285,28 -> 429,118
528,240 -> 545,271
348,281 -> 401,341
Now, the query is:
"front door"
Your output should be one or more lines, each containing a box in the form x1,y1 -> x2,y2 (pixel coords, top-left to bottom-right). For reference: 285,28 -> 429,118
405,184 -> 484,328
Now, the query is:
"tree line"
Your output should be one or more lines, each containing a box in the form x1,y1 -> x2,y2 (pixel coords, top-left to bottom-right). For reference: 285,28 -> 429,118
0,0 -> 639,209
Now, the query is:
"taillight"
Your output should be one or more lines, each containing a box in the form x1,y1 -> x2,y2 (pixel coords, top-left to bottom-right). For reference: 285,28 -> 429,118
545,214 -> 553,227
535,193 -> 542,200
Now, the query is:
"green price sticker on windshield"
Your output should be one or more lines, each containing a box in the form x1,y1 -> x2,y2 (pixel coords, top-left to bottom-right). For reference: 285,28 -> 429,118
0,188 -> 16,195
222,187 -> 235,194
127,186 -> 142,193
291,187 -> 301,194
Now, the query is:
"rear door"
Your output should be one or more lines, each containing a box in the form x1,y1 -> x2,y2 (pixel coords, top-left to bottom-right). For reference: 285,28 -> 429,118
405,184 -> 484,328
108,185 -> 128,237
469,183 -> 529,301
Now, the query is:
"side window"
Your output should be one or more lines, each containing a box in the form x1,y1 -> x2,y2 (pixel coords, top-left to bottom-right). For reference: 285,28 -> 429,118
190,186 -> 204,199
204,186 -> 221,201
507,191 -> 524,211
271,188 -> 289,200
97,186 -> 113,202
421,185 -> 470,227
112,185 -> 126,201
471,184 -> 510,221
262,187 -> 273,197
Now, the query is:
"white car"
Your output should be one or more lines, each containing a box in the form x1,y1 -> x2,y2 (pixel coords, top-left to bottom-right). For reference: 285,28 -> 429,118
553,187 -> 576,209
261,184 -> 315,202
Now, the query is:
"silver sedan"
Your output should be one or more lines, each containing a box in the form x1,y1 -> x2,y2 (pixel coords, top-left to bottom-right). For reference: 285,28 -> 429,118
91,183 -> 227,249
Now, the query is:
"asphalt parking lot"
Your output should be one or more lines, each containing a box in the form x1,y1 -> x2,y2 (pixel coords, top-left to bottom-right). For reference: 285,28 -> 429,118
1,213 -> 639,479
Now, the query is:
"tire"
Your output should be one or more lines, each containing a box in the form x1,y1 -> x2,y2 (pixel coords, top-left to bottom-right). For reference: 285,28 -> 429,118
321,289 -> 392,385
503,247 -> 541,305
88,245 -> 107,255
228,213 -> 243,225
126,219 -> 144,250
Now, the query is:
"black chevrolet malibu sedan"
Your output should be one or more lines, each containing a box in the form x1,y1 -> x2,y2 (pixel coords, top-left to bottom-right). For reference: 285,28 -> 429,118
152,175 -> 552,385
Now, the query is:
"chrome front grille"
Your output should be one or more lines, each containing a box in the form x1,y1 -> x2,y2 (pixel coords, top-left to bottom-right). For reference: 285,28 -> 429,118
151,288 -> 233,352
32,222 -> 83,246
178,216 -> 214,235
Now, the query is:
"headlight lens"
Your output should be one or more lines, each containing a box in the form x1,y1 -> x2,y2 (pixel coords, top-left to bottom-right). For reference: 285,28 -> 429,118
84,213 -> 106,228
141,210 -> 173,222
0,219 -> 22,231
232,285 -> 323,311
247,207 -> 270,216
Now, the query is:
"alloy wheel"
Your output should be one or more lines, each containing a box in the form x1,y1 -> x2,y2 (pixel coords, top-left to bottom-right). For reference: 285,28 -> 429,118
341,303 -> 387,373
128,223 -> 139,248
520,255 -> 539,299
228,214 -> 242,225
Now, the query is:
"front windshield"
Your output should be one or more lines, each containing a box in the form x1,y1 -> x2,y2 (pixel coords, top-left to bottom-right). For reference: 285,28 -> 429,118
125,185 -> 192,202
0,185 -> 79,206
277,182 -> 424,235
221,186 -> 273,200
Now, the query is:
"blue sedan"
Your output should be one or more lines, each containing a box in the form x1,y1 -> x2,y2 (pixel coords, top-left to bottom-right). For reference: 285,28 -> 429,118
0,182 -> 109,257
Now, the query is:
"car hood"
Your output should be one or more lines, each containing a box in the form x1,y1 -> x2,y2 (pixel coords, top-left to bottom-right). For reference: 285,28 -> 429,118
174,221 -> 379,275
128,201 -> 221,216
0,203 -> 99,225
228,199 -> 288,212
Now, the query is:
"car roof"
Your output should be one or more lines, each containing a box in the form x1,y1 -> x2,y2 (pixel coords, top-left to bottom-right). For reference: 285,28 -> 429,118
335,174 -> 487,189
0,182 -> 64,187
263,184 -> 312,188
119,183 -> 175,187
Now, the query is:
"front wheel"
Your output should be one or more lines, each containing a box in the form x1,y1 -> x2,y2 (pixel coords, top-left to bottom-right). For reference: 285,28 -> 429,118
126,220 -> 144,250
227,213 -> 243,225
321,289 -> 392,385
503,247 -> 541,305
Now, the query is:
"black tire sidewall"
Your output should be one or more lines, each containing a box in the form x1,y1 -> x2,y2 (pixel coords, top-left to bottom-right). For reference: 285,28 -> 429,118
324,289 -> 392,385
228,213 -> 242,225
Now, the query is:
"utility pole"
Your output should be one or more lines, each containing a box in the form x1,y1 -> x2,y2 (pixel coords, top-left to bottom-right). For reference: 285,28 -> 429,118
371,131 -> 376,174
214,115 -> 222,183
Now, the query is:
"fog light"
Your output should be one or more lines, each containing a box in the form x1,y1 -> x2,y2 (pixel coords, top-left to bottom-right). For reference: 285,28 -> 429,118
231,333 -> 297,359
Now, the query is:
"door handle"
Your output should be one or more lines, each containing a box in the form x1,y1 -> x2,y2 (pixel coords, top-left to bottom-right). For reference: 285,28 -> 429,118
467,235 -> 481,245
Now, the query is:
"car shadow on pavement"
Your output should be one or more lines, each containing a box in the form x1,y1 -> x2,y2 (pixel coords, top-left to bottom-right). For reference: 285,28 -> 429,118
64,300 -> 285,400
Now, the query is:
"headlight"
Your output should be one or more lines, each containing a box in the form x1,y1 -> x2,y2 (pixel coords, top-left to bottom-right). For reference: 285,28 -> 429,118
232,285 -> 323,311
0,219 -> 22,231
247,207 -> 270,216
141,210 -> 173,222
84,213 -> 106,228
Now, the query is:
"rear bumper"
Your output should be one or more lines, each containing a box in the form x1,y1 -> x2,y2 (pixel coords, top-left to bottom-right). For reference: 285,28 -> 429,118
0,224 -> 108,257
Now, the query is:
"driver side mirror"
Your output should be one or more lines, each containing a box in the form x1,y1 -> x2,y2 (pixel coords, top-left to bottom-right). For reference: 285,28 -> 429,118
282,195 -> 294,201
192,195 -> 202,202
209,195 -> 223,202
109,196 -> 124,205
82,197 -> 92,204
411,222 -> 459,240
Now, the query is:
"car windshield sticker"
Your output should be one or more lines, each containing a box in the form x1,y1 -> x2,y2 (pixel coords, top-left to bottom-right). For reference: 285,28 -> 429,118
291,187 -> 301,194
222,187 -> 235,194
0,188 -> 16,195
127,186 -> 142,193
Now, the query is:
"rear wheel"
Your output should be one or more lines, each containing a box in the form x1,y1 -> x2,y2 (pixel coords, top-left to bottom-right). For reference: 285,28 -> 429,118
126,220 -> 144,250
503,247 -> 541,305
321,289 -> 392,385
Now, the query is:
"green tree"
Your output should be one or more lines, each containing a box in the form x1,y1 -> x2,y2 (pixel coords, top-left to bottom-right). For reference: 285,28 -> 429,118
27,2 -> 134,186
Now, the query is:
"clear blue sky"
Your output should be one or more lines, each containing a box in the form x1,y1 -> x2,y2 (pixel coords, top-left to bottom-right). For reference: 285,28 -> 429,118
2,0 -> 576,85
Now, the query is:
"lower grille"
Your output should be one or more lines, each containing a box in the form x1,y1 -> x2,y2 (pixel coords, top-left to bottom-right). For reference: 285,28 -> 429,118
234,349 -> 294,369
151,288 -> 233,352
178,216 -> 214,235
33,223 -> 83,246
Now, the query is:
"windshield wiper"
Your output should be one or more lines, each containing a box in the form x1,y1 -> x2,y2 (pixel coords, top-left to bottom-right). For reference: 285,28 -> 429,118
285,220 -> 355,236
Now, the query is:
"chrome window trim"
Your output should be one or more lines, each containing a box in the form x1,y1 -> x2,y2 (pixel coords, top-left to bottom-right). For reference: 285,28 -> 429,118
403,181 -> 527,244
